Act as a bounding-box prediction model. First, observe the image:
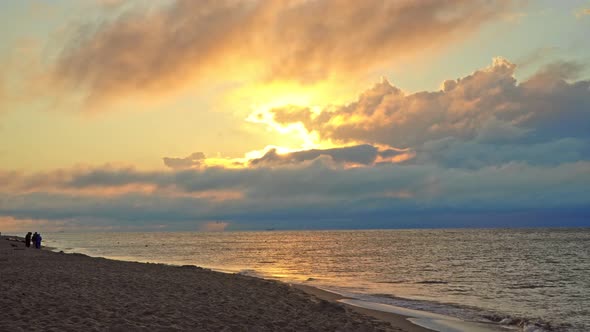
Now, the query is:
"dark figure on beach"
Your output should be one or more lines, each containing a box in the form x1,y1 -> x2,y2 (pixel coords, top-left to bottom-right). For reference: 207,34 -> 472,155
35,233 -> 42,249
25,232 -> 32,247
32,232 -> 39,249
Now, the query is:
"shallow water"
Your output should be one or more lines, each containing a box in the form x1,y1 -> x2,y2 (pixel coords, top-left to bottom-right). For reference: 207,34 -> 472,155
44,228 -> 589,331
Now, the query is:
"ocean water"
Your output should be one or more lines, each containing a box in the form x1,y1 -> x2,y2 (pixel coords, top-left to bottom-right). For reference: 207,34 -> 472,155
44,228 -> 589,331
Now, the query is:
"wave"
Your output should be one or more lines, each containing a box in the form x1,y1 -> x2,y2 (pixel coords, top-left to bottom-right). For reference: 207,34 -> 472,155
506,284 -> 558,289
236,269 -> 265,278
415,280 -> 448,284
483,314 -> 572,332
375,280 -> 408,284
356,292 -> 574,332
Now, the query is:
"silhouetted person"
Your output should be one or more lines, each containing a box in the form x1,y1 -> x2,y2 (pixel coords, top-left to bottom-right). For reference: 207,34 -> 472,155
25,232 -> 32,247
35,233 -> 42,249
32,232 -> 39,248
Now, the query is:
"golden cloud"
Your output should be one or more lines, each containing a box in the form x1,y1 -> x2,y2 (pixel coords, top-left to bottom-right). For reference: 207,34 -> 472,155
267,58 -> 590,150
53,0 -> 515,106
575,8 -> 590,18
0,216 -> 59,233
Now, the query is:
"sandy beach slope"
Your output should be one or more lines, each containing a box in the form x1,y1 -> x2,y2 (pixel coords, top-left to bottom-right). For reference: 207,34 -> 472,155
0,236 -> 410,331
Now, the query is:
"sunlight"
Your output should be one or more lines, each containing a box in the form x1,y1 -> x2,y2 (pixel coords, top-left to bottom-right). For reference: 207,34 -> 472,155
244,88 -> 325,152
224,77 -> 364,159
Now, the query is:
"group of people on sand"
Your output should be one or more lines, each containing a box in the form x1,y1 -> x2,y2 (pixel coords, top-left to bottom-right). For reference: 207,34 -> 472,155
24,232 -> 42,249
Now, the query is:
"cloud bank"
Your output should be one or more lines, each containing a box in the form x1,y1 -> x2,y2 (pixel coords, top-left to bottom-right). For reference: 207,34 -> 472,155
2,58 -> 589,231
249,144 -> 409,166
53,0 -> 514,104
269,58 -> 590,167
1,160 -> 589,231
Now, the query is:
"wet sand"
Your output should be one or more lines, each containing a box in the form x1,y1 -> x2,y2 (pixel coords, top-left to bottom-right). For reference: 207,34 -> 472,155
294,285 -> 432,332
0,235 -> 424,331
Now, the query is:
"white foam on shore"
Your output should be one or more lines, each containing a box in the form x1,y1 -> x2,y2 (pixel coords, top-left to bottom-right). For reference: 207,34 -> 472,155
340,299 -> 514,332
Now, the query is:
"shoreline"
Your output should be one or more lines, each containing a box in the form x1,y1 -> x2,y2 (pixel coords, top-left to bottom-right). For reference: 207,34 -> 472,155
37,238 -> 433,331
293,285 -> 433,332
0,235 -> 528,331
0,235 -> 415,331
47,237 -> 434,331
43,247 -> 512,332
291,286 -> 512,332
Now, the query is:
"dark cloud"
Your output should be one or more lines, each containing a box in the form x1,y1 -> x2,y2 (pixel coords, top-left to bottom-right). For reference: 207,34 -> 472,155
53,0 -> 514,104
413,137 -> 589,169
163,152 -> 206,169
1,160 -> 589,230
249,144 -> 405,166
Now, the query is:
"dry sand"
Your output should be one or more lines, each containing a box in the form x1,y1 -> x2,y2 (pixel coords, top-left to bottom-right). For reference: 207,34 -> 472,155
0,235 -> 425,331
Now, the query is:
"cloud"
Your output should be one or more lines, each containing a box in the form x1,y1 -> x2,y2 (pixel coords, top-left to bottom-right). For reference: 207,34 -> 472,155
95,0 -> 126,9
0,216 -> 59,233
413,137 -> 589,169
575,8 -> 590,18
267,58 -> 590,166
0,215 -> 171,233
0,74 -> 6,112
514,47 -> 561,70
249,144 -> 408,166
52,0 -> 515,105
1,160 -> 589,230
527,60 -> 586,81
3,56 -> 589,231
163,152 -> 206,169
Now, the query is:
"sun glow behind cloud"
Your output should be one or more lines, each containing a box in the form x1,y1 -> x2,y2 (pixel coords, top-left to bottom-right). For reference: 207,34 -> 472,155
235,80 -> 361,159
245,109 -> 322,153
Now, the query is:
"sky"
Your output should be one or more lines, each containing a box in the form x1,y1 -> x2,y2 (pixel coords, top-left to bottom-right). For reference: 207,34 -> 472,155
1,0 -> 589,232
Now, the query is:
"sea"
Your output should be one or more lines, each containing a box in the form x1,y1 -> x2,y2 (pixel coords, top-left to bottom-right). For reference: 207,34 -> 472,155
44,228 -> 589,332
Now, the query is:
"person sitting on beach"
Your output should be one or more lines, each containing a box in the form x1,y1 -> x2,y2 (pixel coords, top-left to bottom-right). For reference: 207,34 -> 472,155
35,233 -> 42,249
25,232 -> 32,248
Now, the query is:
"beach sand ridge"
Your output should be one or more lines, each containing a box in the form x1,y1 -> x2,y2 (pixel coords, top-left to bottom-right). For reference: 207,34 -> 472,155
0,236 -> 407,331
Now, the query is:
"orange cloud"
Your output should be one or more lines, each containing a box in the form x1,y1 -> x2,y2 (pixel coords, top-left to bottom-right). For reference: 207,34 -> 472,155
171,189 -> 244,202
0,216 -> 65,233
0,216 -> 170,233
383,190 -> 414,199
52,0 -> 515,107
0,168 -> 244,202
42,184 -> 158,197
0,74 -> 5,111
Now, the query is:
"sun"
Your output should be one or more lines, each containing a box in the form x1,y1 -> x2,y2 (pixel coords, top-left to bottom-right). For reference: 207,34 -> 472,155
233,81 -> 332,152
221,78 -> 364,163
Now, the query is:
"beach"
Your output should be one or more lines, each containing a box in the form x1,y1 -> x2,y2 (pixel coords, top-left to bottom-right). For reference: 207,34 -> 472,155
0,235 -> 426,331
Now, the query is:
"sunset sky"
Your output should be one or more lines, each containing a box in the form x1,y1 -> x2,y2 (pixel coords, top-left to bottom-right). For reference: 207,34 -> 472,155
1,0 -> 589,232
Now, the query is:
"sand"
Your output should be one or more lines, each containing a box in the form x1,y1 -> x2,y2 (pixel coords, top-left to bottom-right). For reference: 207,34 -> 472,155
0,235 -> 422,332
